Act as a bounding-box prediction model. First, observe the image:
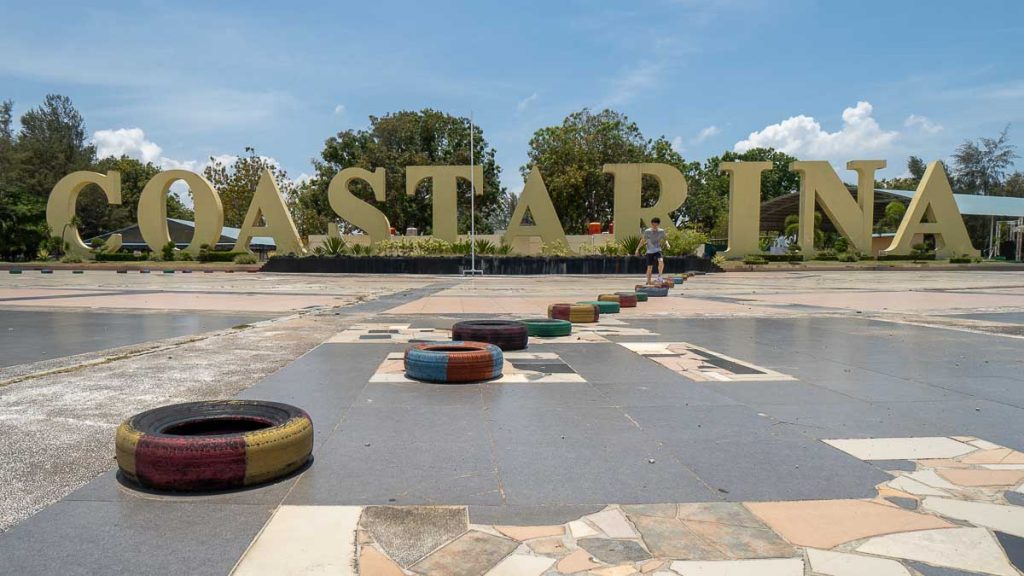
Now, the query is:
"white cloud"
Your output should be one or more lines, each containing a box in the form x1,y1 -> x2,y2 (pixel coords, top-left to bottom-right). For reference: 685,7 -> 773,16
904,114 -> 943,134
92,128 -> 164,164
516,92 -> 539,113
734,101 -> 898,159
333,104 -> 346,115
693,125 -> 720,144
671,136 -> 684,153
599,61 -> 663,107
91,127 -> 299,209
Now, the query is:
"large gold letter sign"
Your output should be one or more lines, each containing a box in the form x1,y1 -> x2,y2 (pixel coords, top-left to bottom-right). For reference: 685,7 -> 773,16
883,162 -> 979,258
46,171 -> 123,257
406,166 -> 484,242
604,163 -> 687,241
503,167 -> 566,246
328,167 -> 390,243
138,170 -> 224,256
720,161 -> 771,258
791,160 -> 885,256
233,169 -> 305,255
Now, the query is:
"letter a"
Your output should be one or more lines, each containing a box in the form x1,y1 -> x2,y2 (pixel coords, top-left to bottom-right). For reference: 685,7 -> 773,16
882,161 -> 979,258
503,167 -> 566,247
233,169 -> 305,255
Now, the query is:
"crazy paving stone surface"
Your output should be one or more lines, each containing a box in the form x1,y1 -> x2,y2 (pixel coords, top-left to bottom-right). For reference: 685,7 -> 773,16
744,499 -> 953,549
409,530 -> 517,576
995,531 -> 1024,573
577,537 -> 652,564
359,506 -> 468,568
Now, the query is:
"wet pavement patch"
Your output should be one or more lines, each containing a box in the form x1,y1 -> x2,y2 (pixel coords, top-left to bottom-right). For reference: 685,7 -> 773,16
0,309 -> 270,367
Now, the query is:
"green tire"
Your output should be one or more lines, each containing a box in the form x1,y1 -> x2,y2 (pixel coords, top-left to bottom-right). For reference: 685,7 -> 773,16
578,300 -> 620,314
522,318 -> 572,337
634,291 -> 648,302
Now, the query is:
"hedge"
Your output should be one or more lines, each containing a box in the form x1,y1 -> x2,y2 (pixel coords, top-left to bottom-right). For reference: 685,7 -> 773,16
876,253 -> 937,261
198,251 -> 249,263
95,253 -> 148,262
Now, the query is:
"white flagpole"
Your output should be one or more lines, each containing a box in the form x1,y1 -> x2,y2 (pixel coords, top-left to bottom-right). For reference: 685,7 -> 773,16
470,111 -> 476,274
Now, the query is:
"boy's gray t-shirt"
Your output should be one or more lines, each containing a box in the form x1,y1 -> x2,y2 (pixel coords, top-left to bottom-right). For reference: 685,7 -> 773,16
643,228 -> 667,253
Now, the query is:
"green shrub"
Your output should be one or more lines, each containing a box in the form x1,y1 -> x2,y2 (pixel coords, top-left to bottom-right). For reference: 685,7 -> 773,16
60,254 -> 82,263
617,235 -> 642,256
761,253 -> 803,262
838,252 -> 860,263
233,253 -> 258,264
541,240 -> 573,257
949,255 -> 972,264
877,253 -> 937,261
198,250 -> 248,262
496,241 -> 514,255
813,250 -> 838,261
318,236 -> 347,256
664,229 -> 709,256
349,243 -> 374,256
175,251 -> 194,261
95,253 -> 148,262
833,236 -> 849,253
598,242 -> 624,256
711,253 -> 726,267
474,239 -> 497,255
161,241 -> 176,262
743,254 -> 768,265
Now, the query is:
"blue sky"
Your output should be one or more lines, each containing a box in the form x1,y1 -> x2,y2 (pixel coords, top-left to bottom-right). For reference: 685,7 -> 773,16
3,0 -> 1023,194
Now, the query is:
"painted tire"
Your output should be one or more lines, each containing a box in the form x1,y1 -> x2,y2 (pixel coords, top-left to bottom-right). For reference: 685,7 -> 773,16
635,285 -> 669,297
115,400 -> 313,492
521,318 -> 572,337
672,276 -> 685,284
452,320 -> 529,351
598,293 -> 622,304
661,278 -> 675,287
579,300 -> 620,314
405,341 -> 503,383
548,303 -> 600,323
632,291 -> 648,302
615,292 -> 639,307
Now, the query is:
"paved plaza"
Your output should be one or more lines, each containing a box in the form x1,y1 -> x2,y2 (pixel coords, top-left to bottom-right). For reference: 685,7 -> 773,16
1,269 -> 1023,575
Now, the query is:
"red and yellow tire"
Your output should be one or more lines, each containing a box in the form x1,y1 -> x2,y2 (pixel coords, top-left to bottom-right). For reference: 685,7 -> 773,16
598,294 -> 621,303
116,400 -> 313,492
548,303 -> 599,323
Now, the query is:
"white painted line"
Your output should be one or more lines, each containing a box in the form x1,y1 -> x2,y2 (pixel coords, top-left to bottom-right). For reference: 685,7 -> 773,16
233,505 -> 361,576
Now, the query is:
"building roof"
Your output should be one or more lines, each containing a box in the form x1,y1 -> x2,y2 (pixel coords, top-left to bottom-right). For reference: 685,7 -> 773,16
877,189 -> 1024,218
760,188 -> 1024,233
92,219 -> 276,249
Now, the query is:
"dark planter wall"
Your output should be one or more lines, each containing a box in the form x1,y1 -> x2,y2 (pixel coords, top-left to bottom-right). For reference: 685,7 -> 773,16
261,255 -> 723,275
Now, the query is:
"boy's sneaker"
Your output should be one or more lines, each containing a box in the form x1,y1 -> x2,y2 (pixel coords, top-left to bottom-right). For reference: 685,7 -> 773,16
656,275 -> 664,283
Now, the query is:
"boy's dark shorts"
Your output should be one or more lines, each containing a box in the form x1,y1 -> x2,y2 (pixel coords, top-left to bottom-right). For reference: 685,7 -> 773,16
646,252 -> 663,266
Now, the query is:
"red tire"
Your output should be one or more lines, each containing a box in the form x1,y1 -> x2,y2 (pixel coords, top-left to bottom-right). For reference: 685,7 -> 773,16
615,292 -> 638,307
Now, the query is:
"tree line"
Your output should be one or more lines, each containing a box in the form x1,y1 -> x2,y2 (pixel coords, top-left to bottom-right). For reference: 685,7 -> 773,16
0,94 -> 1019,261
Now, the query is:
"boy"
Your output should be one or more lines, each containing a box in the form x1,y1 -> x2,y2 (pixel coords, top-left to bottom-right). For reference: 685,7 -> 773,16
636,217 -> 670,285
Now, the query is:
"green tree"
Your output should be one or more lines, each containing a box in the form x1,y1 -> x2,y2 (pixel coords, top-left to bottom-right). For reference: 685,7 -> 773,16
521,108 -> 685,234
686,147 -> 799,234
9,95 -> 96,200
203,147 -> 294,228
75,155 -> 194,238
299,109 -> 507,238
952,126 -> 1018,254
875,200 -> 907,233
0,184 -> 49,261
